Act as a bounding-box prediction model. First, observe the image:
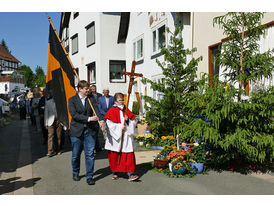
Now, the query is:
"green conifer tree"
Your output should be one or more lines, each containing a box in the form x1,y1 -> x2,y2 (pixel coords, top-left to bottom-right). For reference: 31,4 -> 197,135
144,16 -> 202,136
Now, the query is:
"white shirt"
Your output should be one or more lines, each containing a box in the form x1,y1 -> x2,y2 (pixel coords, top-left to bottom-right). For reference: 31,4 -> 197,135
105,96 -> 109,108
78,93 -> 86,107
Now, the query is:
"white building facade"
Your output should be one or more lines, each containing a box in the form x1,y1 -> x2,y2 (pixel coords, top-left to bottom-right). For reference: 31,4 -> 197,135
123,12 -> 191,113
59,12 -> 274,114
60,12 -> 127,96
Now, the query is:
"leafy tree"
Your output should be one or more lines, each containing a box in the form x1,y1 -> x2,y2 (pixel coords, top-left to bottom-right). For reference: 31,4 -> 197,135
18,64 -> 35,88
213,12 -> 273,100
177,12 -> 274,167
34,66 -> 46,87
1,39 -> 11,53
144,16 -> 202,136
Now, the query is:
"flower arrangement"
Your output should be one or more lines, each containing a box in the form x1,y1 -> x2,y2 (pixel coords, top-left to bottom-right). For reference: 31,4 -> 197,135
136,134 -> 155,146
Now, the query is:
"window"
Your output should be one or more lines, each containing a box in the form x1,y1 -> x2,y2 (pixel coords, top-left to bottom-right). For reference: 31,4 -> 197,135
73,12 -> 79,19
87,62 -> 96,84
152,24 -> 166,54
209,43 -> 221,87
109,60 -> 126,83
86,22 -> 95,47
133,37 -> 143,61
71,34 -> 78,55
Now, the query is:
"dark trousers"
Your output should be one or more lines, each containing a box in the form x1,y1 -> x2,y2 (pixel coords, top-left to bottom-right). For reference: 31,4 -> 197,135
70,129 -> 96,179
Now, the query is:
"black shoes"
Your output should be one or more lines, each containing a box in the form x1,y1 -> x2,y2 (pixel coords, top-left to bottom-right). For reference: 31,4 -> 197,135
73,174 -> 80,181
87,178 -> 95,185
73,174 -> 95,185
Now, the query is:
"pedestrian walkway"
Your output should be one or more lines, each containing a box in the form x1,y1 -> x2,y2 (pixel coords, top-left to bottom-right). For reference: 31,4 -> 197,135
0,115 -> 273,195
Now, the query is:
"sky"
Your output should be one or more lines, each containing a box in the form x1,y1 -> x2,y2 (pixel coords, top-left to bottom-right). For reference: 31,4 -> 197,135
0,12 -> 61,74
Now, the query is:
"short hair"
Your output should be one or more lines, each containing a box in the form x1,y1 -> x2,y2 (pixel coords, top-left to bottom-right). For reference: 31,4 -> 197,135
114,93 -> 124,101
77,80 -> 89,90
90,85 -> 96,88
103,88 -> 109,92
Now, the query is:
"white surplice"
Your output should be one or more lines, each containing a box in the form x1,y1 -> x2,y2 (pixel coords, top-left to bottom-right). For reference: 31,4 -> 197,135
104,108 -> 136,153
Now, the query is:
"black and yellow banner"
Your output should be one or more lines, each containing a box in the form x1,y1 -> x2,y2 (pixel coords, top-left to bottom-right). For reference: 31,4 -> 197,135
46,23 -> 76,128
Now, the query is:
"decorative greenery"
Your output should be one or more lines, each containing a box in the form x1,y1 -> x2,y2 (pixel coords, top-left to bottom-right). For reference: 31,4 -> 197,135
191,143 -> 207,163
173,12 -> 274,168
213,12 -> 273,100
132,101 -> 139,115
144,15 -> 202,136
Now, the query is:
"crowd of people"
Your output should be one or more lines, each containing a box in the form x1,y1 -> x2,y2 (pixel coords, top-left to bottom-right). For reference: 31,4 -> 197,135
17,81 -> 139,185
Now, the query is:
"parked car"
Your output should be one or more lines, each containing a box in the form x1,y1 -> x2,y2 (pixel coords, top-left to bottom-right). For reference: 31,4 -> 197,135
0,98 -> 10,113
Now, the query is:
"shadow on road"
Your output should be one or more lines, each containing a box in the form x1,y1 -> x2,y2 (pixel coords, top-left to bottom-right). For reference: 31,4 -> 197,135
0,177 -> 41,195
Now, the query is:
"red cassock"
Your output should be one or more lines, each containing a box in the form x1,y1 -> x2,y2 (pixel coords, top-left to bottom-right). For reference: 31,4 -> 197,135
105,106 -> 136,173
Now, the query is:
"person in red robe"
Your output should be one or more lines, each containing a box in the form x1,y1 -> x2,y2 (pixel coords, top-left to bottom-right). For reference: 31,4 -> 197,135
104,93 -> 139,182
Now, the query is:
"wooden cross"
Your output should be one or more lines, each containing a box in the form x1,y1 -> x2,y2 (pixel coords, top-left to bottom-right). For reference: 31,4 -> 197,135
123,61 -> 143,95
118,60 -> 143,164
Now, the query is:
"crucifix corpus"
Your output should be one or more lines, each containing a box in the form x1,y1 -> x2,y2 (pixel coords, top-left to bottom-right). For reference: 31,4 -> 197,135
118,60 -> 143,164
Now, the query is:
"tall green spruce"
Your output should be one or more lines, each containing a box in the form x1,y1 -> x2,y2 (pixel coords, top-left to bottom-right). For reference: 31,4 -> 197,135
144,18 -> 202,136
178,12 -> 273,168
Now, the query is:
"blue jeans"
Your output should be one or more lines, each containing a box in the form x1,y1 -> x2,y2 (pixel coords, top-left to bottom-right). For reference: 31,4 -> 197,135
70,129 -> 96,179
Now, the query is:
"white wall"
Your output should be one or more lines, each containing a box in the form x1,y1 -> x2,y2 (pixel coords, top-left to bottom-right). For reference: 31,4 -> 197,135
67,12 -> 126,96
125,12 -> 191,111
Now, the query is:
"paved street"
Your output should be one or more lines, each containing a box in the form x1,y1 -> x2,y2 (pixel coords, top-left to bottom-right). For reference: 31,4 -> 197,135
0,115 -> 274,195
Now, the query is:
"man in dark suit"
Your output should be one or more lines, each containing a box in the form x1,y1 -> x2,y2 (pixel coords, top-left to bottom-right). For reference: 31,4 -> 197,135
98,88 -> 114,118
88,85 -> 103,152
69,80 -> 105,185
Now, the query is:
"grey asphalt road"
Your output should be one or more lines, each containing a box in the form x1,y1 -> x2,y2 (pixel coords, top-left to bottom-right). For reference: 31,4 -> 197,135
0,114 -> 273,195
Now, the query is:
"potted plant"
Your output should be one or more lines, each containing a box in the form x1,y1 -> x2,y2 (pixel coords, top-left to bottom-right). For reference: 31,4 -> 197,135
153,146 -> 173,169
191,142 -> 206,174
137,119 -> 150,135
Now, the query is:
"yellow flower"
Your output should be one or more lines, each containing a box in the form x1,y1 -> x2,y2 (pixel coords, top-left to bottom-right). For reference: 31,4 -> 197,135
161,136 -> 168,140
172,146 -> 177,150
199,101 -> 205,108
177,163 -> 182,167
225,83 -> 230,91
169,137 -> 175,140
174,165 -> 178,170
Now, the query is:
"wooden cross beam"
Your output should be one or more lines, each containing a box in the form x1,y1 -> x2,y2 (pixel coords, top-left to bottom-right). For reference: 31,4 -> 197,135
122,61 -> 143,94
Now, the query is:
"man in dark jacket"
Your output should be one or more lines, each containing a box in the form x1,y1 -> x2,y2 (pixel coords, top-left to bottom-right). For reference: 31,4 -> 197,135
69,80 -> 105,185
38,88 -> 49,145
88,85 -> 103,152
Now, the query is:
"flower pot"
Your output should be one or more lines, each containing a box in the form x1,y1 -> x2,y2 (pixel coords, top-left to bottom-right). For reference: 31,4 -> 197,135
153,159 -> 168,169
191,163 -> 204,174
137,123 -> 151,135
171,162 -> 187,175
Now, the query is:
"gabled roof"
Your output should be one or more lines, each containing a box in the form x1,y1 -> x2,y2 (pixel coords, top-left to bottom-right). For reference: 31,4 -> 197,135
0,45 -> 20,63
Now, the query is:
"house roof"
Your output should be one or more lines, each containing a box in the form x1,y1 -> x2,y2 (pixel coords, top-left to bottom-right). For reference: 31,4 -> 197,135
117,12 -> 130,43
0,45 -> 20,63
59,12 -> 71,38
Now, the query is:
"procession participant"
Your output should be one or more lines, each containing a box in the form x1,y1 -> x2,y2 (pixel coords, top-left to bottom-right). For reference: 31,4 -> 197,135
88,85 -> 103,152
38,88 -> 49,144
98,88 -> 114,118
68,80 -> 105,185
44,96 -> 62,157
104,93 -> 139,182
